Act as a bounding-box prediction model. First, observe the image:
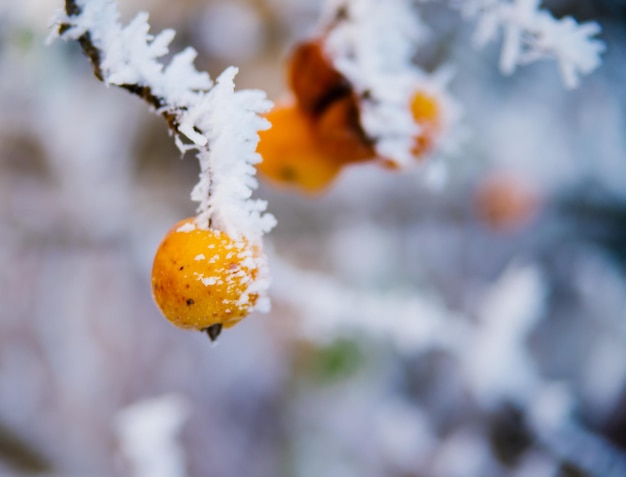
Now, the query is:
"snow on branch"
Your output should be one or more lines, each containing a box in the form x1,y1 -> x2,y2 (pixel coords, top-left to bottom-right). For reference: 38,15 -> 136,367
271,253 -> 470,352
321,0 -> 461,168
54,0 -> 275,241
451,0 -> 605,89
116,395 -> 189,477
275,256 -> 626,476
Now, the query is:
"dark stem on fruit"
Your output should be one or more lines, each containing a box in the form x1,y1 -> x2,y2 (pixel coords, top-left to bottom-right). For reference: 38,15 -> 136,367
203,324 -> 223,342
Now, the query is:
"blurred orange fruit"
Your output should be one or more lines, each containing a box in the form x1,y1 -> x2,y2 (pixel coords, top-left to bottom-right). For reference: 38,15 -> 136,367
257,102 -> 342,193
476,173 -> 540,232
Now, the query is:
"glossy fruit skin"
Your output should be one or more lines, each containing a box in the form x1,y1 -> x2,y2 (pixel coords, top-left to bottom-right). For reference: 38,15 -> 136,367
151,218 -> 260,330
257,102 -> 342,193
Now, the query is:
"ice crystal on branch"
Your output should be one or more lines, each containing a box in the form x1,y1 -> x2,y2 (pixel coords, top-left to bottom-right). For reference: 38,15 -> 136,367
322,0 -> 423,167
452,0 -> 605,88
190,67 -> 275,240
116,395 -> 189,477
55,0 -> 275,242
320,0 -> 461,168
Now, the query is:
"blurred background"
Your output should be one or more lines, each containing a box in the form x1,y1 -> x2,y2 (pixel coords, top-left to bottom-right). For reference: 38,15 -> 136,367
0,0 -> 625,476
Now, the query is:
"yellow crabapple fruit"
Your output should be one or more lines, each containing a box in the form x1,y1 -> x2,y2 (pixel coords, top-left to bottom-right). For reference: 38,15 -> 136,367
151,218 -> 263,339
257,102 -> 342,193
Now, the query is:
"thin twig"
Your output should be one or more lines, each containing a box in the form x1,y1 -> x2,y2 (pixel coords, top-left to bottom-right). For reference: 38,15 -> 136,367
60,0 -> 184,140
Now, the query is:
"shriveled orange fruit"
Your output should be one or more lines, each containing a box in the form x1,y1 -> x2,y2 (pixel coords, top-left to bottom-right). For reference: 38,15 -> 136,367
283,38 -> 377,173
315,95 -> 376,164
288,39 -> 350,115
410,90 -> 441,158
151,218 -> 263,339
257,102 -> 342,193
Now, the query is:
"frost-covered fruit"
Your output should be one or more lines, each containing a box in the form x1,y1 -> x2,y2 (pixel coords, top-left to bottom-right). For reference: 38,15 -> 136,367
151,218 -> 262,338
257,102 -> 342,193
410,90 -> 441,158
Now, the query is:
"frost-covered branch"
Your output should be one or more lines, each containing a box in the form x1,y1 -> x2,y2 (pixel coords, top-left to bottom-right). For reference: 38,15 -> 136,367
321,0 -> 461,168
271,253 -> 469,352
451,0 -> 605,89
321,0 -> 423,167
54,0 -> 275,240
460,264 -> 626,477
116,395 -> 189,477
273,255 -> 626,475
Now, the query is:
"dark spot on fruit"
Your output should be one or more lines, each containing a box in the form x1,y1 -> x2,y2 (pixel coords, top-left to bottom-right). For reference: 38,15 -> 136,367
186,298 -> 195,306
185,284 -> 190,289
179,266 -> 184,271
280,166 -> 298,182
229,263 -> 239,271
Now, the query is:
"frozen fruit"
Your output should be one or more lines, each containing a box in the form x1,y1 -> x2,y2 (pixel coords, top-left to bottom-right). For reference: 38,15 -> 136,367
151,218 -> 263,338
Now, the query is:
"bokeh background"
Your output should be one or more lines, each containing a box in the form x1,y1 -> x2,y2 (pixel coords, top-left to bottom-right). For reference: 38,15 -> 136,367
1,0 -> 626,476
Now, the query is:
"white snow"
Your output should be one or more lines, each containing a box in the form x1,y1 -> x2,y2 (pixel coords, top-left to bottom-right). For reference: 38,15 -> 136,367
115,394 -> 189,477
320,0 -> 461,167
176,222 -> 196,233
58,0 -> 275,312
453,0 -> 605,89
58,0 -> 275,243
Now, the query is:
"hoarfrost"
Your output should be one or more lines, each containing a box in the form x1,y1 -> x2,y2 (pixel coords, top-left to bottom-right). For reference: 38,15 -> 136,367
58,0 -> 275,243
116,394 -> 189,477
452,0 -> 605,89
